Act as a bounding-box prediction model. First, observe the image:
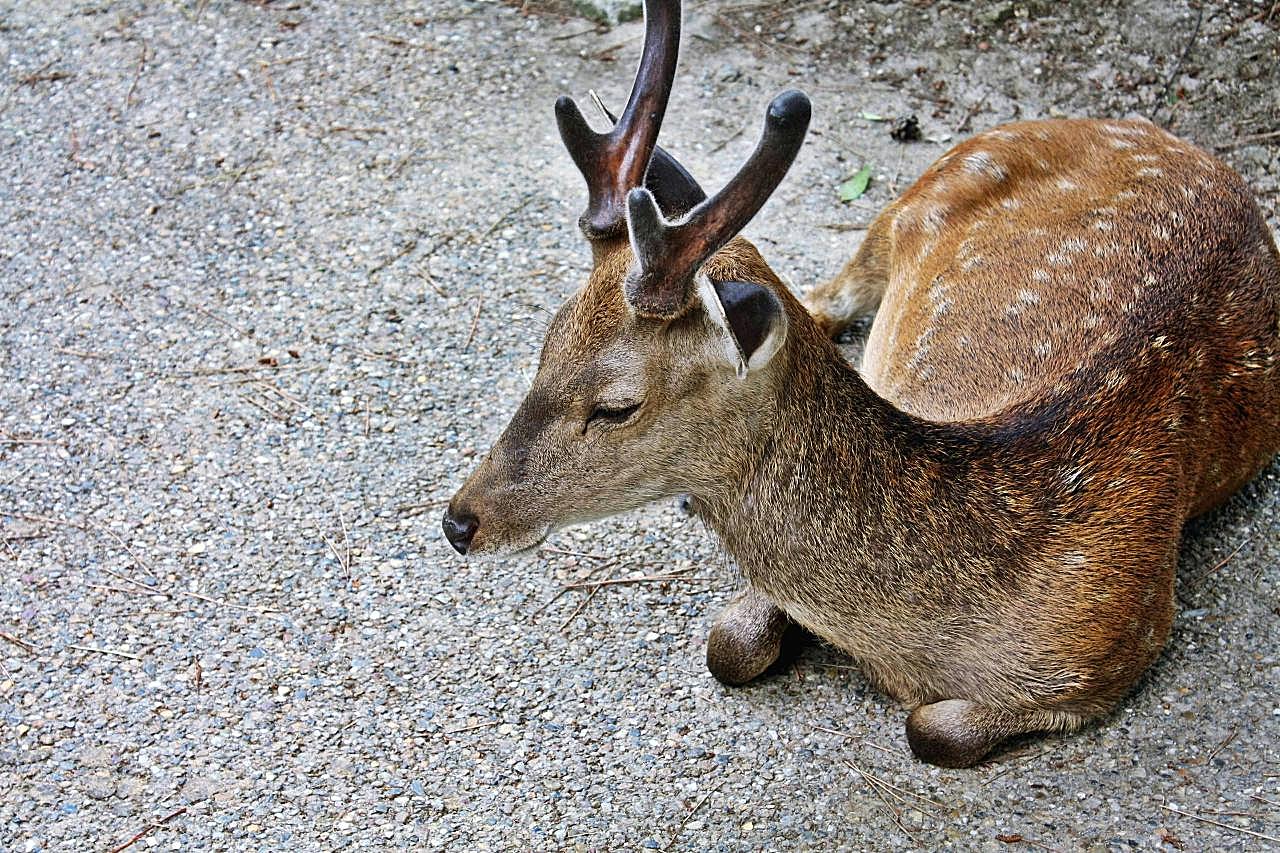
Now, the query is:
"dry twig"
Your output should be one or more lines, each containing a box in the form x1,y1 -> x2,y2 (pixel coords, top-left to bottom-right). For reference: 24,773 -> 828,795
123,38 -> 149,110
663,778 -> 728,850
1160,804 -> 1279,844
107,806 -> 187,853
463,296 -> 484,352
1189,537 -> 1251,590
560,571 -> 706,590
558,584 -> 602,632
1,632 -> 37,655
444,719 -> 501,735
67,644 -> 141,661
843,759 -> 921,842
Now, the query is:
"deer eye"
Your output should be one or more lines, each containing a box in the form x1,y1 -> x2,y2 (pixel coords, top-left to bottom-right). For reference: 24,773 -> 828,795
586,401 -> 641,430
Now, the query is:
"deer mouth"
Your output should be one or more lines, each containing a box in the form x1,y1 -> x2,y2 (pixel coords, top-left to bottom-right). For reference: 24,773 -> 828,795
459,521 -> 552,560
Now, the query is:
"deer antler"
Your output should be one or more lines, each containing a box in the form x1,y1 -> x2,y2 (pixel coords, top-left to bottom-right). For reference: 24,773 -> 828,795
623,89 -> 812,318
555,0 -> 704,241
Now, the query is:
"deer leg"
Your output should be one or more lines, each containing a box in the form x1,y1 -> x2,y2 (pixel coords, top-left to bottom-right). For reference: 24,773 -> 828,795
706,587 -> 789,686
905,699 -> 1089,768
804,223 -> 891,338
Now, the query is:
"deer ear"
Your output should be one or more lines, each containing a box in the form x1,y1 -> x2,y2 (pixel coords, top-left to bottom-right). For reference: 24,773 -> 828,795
703,278 -> 788,372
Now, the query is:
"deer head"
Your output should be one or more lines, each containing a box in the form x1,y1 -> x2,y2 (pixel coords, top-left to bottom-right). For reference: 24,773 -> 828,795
443,0 -> 812,556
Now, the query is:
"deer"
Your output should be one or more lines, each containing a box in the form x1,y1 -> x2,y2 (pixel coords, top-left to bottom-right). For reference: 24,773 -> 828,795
442,0 -> 1280,767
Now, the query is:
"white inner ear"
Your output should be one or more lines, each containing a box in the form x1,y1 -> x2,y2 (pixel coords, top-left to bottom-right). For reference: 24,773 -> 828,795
694,274 -> 787,376
746,298 -> 787,372
695,274 -> 745,375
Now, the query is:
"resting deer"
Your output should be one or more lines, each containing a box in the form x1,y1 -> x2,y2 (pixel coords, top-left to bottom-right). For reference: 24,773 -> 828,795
443,0 -> 1280,767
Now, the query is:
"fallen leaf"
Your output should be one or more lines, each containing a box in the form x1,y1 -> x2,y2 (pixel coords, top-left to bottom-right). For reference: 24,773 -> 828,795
838,165 -> 873,202
996,834 -> 1024,844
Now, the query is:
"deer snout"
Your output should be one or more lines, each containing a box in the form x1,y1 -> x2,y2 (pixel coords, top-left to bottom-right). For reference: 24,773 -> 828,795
441,506 -> 479,555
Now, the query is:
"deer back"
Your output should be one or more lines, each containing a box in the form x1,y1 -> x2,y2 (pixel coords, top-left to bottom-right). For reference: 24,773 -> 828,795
856,118 -> 1280,516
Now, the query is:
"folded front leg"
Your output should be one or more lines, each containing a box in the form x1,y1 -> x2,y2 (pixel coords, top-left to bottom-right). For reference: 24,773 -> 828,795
906,699 -> 1091,768
706,586 -> 789,686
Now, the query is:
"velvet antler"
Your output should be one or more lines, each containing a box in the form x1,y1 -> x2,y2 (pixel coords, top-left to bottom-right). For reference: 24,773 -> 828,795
623,89 -> 812,317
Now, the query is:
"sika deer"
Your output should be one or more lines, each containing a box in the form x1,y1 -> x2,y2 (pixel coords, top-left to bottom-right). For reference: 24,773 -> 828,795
443,0 -> 1280,767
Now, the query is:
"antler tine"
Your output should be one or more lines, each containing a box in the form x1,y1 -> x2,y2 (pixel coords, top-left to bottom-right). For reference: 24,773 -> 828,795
591,90 -> 707,220
556,0 -> 682,240
624,89 -> 812,318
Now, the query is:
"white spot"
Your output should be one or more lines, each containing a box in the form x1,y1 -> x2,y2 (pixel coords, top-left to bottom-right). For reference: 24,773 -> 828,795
960,254 -> 985,273
1094,220 -> 1114,232
918,204 -> 948,235
1152,224 -> 1171,241
1108,137 -> 1137,150
1034,341 -> 1053,358
1136,166 -> 1164,178
1017,289 -> 1041,305
962,151 -> 1008,181
1132,153 -> 1161,163
1056,177 -> 1080,192
1101,121 -> 1148,138
999,196 -> 1024,211
1031,268 -> 1050,283
913,238 -> 936,267
1061,466 -> 1089,489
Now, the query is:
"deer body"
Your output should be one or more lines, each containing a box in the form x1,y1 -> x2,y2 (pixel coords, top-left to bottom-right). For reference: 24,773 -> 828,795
444,0 -> 1280,767
774,120 -> 1278,760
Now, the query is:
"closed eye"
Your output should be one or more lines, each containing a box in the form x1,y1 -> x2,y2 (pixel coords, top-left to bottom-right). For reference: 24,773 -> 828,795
586,402 -> 642,430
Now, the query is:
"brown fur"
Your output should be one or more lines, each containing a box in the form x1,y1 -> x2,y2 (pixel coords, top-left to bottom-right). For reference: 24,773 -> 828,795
449,119 -> 1280,767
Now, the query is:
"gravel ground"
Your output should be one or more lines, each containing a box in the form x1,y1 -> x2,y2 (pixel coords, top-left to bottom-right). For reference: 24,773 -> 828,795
1,1 -> 1277,850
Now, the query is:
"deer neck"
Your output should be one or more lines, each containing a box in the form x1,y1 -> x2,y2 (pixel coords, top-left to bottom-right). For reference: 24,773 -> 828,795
694,329 -> 994,601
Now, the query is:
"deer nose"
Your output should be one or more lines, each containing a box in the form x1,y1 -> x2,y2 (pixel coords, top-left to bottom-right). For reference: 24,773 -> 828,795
441,508 -> 479,555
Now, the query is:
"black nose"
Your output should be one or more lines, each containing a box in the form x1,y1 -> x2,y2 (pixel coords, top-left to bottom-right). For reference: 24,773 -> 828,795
442,509 -> 479,555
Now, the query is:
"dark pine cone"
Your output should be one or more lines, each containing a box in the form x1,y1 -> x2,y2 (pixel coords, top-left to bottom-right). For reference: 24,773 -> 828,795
890,114 -> 921,142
